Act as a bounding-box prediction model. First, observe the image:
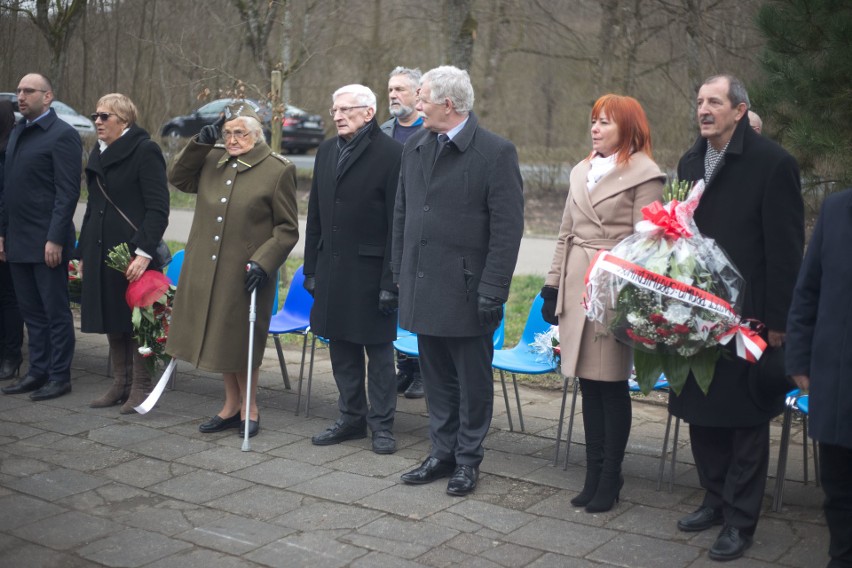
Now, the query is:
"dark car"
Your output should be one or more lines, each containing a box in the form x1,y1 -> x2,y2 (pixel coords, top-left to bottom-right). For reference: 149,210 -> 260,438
160,97 -> 324,154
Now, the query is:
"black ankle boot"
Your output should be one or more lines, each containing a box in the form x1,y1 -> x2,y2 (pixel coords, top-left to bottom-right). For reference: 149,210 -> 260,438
585,473 -> 624,513
571,465 -> 602,507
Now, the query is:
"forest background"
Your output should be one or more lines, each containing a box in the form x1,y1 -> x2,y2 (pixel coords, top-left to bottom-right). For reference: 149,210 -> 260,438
0,0 -> 849,229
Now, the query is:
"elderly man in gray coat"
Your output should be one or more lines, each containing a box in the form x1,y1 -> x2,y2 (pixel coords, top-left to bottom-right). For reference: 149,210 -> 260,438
391,65 -> 524,496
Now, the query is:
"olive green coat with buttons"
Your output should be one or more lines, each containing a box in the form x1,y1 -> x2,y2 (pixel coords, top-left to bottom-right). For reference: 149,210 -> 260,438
166,138 -> 299,373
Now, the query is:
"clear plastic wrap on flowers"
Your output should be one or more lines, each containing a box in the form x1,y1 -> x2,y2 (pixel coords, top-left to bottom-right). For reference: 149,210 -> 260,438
584,181 -> 763,395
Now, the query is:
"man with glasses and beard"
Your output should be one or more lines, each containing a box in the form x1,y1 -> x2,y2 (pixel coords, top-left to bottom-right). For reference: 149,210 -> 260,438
0,73 -> 81,401
380,67 -> 424,145
380,66 -> 426,399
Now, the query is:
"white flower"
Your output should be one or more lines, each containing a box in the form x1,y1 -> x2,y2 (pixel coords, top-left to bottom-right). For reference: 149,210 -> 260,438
138,346 -> 153,356
662,303 -> 691,325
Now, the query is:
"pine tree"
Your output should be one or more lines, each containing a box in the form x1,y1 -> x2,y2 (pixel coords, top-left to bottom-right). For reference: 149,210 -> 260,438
754,0 -> 852,198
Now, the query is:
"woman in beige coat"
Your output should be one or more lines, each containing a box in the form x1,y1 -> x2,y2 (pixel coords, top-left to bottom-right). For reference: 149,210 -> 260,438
541,94 -> 664,512
167,102 -> 299,439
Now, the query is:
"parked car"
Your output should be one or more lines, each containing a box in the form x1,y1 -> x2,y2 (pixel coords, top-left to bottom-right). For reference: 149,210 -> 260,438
0,92 -> 95,137
160,97 -> 325,154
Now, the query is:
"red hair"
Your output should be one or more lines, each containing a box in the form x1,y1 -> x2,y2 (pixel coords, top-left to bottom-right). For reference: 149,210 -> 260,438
588,94 -> 653,166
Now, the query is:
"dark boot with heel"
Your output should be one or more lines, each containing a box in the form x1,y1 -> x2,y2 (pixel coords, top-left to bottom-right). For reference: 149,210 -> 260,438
571,378 -> 605,507
90,334 -> 131,408
120,346 -> 152,415
583,379 -> 631,514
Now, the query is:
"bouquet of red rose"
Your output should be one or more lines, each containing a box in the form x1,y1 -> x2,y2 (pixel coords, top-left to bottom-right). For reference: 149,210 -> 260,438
106,243 -> 175,374
584,180 -> 766,395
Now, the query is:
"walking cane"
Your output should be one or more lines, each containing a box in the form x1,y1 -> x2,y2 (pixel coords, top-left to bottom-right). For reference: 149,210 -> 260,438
242,285 -> 258,452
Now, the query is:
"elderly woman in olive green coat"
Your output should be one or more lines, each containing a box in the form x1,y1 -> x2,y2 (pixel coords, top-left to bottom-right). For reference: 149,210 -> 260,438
167,103 -> 299,438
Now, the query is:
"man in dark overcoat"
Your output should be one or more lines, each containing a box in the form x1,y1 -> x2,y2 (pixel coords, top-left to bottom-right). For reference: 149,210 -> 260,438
305,84 -> 403,455
786,188 -> 852,568
391,66 -> 524,496
0,73 -> 81,401
669,74 -> 804,561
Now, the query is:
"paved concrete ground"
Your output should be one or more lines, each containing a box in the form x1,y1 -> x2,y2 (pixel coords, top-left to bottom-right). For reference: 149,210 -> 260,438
0,322 -> 829,567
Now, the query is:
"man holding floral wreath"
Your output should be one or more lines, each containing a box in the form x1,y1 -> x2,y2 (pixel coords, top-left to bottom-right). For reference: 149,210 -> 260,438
668,74 -> 804,562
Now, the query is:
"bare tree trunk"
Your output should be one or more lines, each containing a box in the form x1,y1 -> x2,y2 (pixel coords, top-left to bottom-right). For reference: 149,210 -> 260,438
112,0 -> 120,90
29,0 -> 88,90
684,0 -> 703,133
446,0 -> 476,70
478,0 -> 510,121
596,0 -> 621,92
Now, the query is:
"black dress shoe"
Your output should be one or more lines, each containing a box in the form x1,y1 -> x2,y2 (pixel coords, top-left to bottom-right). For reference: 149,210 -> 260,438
199,413 -> 241,433
404,374 -> 425,399
0,357 -> 22,381
29,381 -> 71,401
401,456 -> 456,485
371,430 -> 397,454
311,420 -> 367,446
238,419 -> 260,438
396,371 -> 414,393
709,525 -> 752,561
2,375 -> 48,395
677,506 -> 723,532
446,464 -> 479,496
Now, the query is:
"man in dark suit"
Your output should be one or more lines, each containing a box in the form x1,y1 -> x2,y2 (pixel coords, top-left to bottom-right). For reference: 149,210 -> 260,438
786,188 -> 852,568
305,84 -> 403,455
668,74 -> 804,561
391,65 -> 524,496
0,73 -> 81,401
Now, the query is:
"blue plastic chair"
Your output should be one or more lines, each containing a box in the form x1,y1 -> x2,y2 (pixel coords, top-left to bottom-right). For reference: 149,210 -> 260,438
772,389 -> 820,511
393,317 -> 505,357
165,249 -> 185,285
268,266 -> 313,403
492,294 -> 555,432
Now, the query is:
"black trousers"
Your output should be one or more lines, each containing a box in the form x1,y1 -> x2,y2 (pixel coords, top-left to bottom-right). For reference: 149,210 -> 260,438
689,422 -> 770,535
819,442 -> 852,568
9,262 -> 74,383
328,340 -> 396,433
0,261 -> 24,360
417,333 -> 494,467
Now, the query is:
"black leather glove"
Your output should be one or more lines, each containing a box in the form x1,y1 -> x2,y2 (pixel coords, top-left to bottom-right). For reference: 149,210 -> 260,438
477,295 -> 504,326
302,275 -> 316,297
540,286 -> 559,326
198,115 -> 225,145
244,262 -> 268,293
378,290 -> 398,316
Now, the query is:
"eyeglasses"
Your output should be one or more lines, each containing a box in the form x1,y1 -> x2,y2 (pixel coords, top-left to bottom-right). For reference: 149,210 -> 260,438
328,105 -> 368,117
222,129 -> 250,141
91,112 -> 118,122
16,88 -> 47,95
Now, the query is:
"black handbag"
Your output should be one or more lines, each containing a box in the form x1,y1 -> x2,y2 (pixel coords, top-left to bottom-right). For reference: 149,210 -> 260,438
96,177 -> 172,267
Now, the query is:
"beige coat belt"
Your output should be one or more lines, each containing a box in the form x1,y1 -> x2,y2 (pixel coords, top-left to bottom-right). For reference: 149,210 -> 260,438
555,234 -> 621,316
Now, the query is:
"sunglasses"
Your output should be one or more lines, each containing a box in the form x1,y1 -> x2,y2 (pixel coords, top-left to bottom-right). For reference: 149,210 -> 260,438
90,112 -> 118,122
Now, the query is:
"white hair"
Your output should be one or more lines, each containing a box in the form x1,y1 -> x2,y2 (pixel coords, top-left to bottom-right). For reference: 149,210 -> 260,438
225,116 -> 264,144
421,66 -> 474,113
332,84 -> 377,113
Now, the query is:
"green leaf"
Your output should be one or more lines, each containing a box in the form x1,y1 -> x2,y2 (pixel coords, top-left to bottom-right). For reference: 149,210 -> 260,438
131,307 -> 142,328
661,352 -> 691,395
633,350 -> 664,395
140,308 -> 156,324
689,348 -> 721,395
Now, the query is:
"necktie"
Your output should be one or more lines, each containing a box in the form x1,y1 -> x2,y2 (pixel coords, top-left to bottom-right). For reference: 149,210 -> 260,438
434,133 -> 449,164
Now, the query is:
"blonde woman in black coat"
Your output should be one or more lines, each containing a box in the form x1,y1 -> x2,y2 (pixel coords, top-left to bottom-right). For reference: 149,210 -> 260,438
78,93 -> 169,413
